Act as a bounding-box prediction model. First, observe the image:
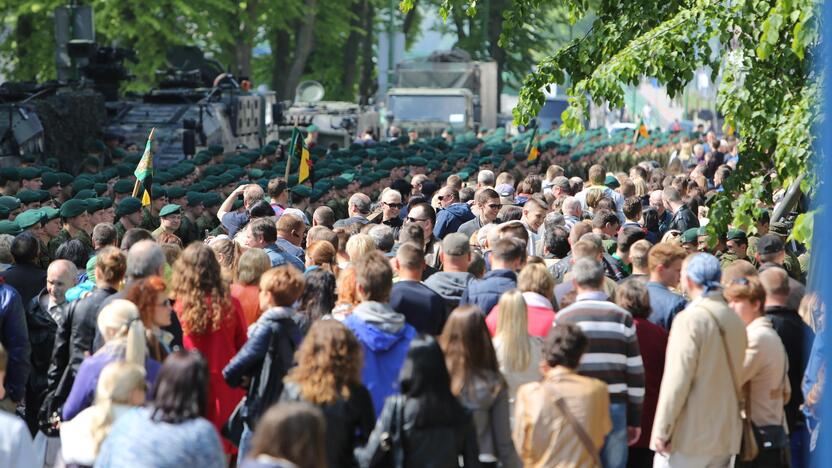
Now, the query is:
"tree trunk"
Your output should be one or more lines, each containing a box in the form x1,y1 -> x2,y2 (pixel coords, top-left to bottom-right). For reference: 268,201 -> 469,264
486,0 -> 506,112
233,0 -> 259,78
283,0 -> 318,100
340,0 -> 365,100
16,14 -> 34,79
358,2 -> 375,105
271,28 -> 291,98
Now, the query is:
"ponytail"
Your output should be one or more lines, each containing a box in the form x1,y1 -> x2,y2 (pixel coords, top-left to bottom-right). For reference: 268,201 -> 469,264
125,317 -> 146,367
98,299 -> 148,365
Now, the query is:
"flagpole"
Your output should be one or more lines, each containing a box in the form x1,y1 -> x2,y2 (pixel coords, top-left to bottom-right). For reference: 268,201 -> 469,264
132,127 -> 155,198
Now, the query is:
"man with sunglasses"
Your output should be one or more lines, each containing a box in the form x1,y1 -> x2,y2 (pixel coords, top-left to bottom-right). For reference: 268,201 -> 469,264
458,188 -> 500,239
433,187 -> 474,240
380,189 -> 404,239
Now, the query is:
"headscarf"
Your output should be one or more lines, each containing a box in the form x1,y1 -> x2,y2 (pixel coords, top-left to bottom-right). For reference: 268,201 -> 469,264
685,253 -> 722,293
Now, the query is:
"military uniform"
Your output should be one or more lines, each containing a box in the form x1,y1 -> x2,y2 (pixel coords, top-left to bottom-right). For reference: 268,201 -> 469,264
36,239 -> 50,270
326,198 -> 348,221
48,228 -> 92,257
140,207 -> 160,231
175,215 -> 200,245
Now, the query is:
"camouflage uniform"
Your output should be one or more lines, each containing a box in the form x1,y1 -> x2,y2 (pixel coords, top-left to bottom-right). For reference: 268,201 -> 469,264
139,207 -> 160,231
175,215 -> 200,245
114,221 -> 127,246
47,228 -> 93,257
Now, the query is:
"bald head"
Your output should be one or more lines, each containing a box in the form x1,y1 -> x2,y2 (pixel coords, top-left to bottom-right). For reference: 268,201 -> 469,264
47,259 -> 78,305
348,193 -> 372,216
126,239 -> 165,280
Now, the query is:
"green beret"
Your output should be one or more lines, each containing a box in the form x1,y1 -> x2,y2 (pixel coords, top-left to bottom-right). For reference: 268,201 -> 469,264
16,190 -> 40,204
19,167 -> 41,180
150,185 -> 166,200
681,228 -> 699,244
166,187 -> 187,199
201,193 -> 222,208
86,198 -> 104,213
310,189 -> 324,203
0,220 -> 21,235
74,189 -> 97,200
194,153 -> 211,165
0,196 -> 20,212
40,206 -> 60,221
407,157 -> 428,167
159,204 -> 181,217
116,164 -> 133,177
60,199 -> 88,218
307,124 -> 319,133
697,226 -> 708,237
98,197 -> 113,209
112,148 -> 127,159
208,144 -> 224,156
186,192 -> 204,207
232,199 -> 244,210
56,173 -> 74,187
727,229 -> 747,242
0,205 -> 9,220
604,175 -> 620,189
94,183 -> 108,195
35,190 -> 50,202
0,168 -> 19,181
41,172 -> 59,189
116,197 -> 142,217
113,179 -> 134,194
72,178 -> 95,192
333,177 -> 349,189
290,185 -> 312,198
16,210 -> 44,229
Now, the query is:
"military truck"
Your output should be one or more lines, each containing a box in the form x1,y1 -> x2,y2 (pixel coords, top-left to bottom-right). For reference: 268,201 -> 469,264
386,49 -> 498,136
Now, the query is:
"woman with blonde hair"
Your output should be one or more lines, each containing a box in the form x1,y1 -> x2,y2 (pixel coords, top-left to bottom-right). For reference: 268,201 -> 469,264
62,300 -> 159,421
231,248 -> 272,325
59,362 -> 147,466
491,290 -> 542,406
486,263 -> 555,337
209,237 -> 241,285
305,240 -> 339,276
173,243 -> 247,455
280,320 -> 374,468
345,233 -> 375,263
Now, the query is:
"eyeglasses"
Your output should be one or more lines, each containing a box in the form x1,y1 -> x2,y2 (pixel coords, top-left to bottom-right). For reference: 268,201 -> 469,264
407,216 -> 428,223
384,202 -> 403,209
731,277 -> 749,285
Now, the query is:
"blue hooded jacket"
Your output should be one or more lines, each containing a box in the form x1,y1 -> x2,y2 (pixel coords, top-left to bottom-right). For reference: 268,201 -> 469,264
459,269 -> 517,316
344,302 -> 416,417
433,203 -> 475,239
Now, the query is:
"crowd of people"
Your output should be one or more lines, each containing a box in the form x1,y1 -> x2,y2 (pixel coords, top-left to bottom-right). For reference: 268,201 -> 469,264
0,124 -> 821,468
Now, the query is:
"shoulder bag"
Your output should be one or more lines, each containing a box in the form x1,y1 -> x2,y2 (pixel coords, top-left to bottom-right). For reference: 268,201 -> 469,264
544,382 -> 602,467
701,305 -> 759,462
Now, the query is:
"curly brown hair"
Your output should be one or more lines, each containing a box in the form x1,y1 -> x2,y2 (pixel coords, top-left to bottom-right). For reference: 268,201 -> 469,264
285,320 -> 363,405
172,243 -> 232,335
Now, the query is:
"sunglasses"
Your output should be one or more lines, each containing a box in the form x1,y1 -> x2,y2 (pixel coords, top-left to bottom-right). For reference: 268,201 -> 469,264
407,216 -> 428,223
731,277 -> 750,285
384,202 -> 403,209
486,203 -> 501,209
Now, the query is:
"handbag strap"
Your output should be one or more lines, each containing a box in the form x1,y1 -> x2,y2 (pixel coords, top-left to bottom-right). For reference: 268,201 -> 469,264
392,395 -> 406,468
544,382 -> 602,468
701,303 -> 747,418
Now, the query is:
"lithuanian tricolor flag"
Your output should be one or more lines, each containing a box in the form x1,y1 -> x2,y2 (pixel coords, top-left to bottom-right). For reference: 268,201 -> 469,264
132,128 -> 154,206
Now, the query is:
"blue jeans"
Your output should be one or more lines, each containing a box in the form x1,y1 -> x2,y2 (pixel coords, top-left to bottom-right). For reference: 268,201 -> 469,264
237,422 -> 254,467
602,402 -> 628,468
791,423 -> 809,468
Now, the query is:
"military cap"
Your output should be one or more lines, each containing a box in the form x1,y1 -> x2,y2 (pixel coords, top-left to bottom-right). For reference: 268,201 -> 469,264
116,197 -> 142,217
681,228 -> 699,244
159,204 -> 181,218
0,168 -> 19,181
604,175 -> 620,189
112,148 -> 127,160
333,177 -> 349,189
99,197 -> 113,209
150,185 -> 166,200
40,206 -> 59,221
16,210 -> 44,229
201,193 -> 222,208
0,205 -> 9,220
19,167 -> 41,180
60,199 -> 88,218
185,192 -> 203,207
56,173 -> 74,187
0,196 -> 20,212
113,179 -> 134,194
194,152 -> 211,165
769,221 -> 790,237
116,164 -> 134,177
74,189 -> 97,200
290,185 -> 312,198
94,183 -> 108,195
166,187 -> 187,200
697,226 -> 708,237
757,234 -> 784,254
86,198 -> 104,213
307,124 -> 319,133
72,177 -> 95,193
232,199 -> 244,210
407,157 -> 428,167
726,229 -> 747,242
16,190 -> 41,204
41,172 -> 60,189
208,144 -> 224,156
0,220 -> 21,236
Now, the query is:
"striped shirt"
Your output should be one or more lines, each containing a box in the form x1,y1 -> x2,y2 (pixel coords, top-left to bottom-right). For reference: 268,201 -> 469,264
555,291 -> 645,426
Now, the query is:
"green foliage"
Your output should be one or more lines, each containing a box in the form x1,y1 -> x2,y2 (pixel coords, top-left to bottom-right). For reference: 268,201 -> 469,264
425,0 -> 820,241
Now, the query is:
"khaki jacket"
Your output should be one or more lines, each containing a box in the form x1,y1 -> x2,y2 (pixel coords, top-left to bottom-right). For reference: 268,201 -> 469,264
513,367 -> 611,467
651,293 -> 748,456
743,316 -> 790,427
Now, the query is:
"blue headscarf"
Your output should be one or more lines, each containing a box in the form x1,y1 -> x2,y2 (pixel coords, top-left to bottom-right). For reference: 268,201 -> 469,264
685,253 -> 722,293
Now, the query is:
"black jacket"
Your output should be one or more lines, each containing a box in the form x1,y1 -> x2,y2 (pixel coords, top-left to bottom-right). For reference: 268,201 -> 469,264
223,307 -> 301,427
281,381 -> 376,468
0,263 -> 46,306
93,283 -> 184,352
25,291 -> 69,432
43,287 -> 118,419
667,204 -> 699,233
356,396 -> 481,468
765,305 -> 815,430
549,252 -> 626,284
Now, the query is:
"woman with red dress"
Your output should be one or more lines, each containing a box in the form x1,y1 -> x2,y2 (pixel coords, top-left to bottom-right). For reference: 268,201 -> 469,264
172,243 -> 247,455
